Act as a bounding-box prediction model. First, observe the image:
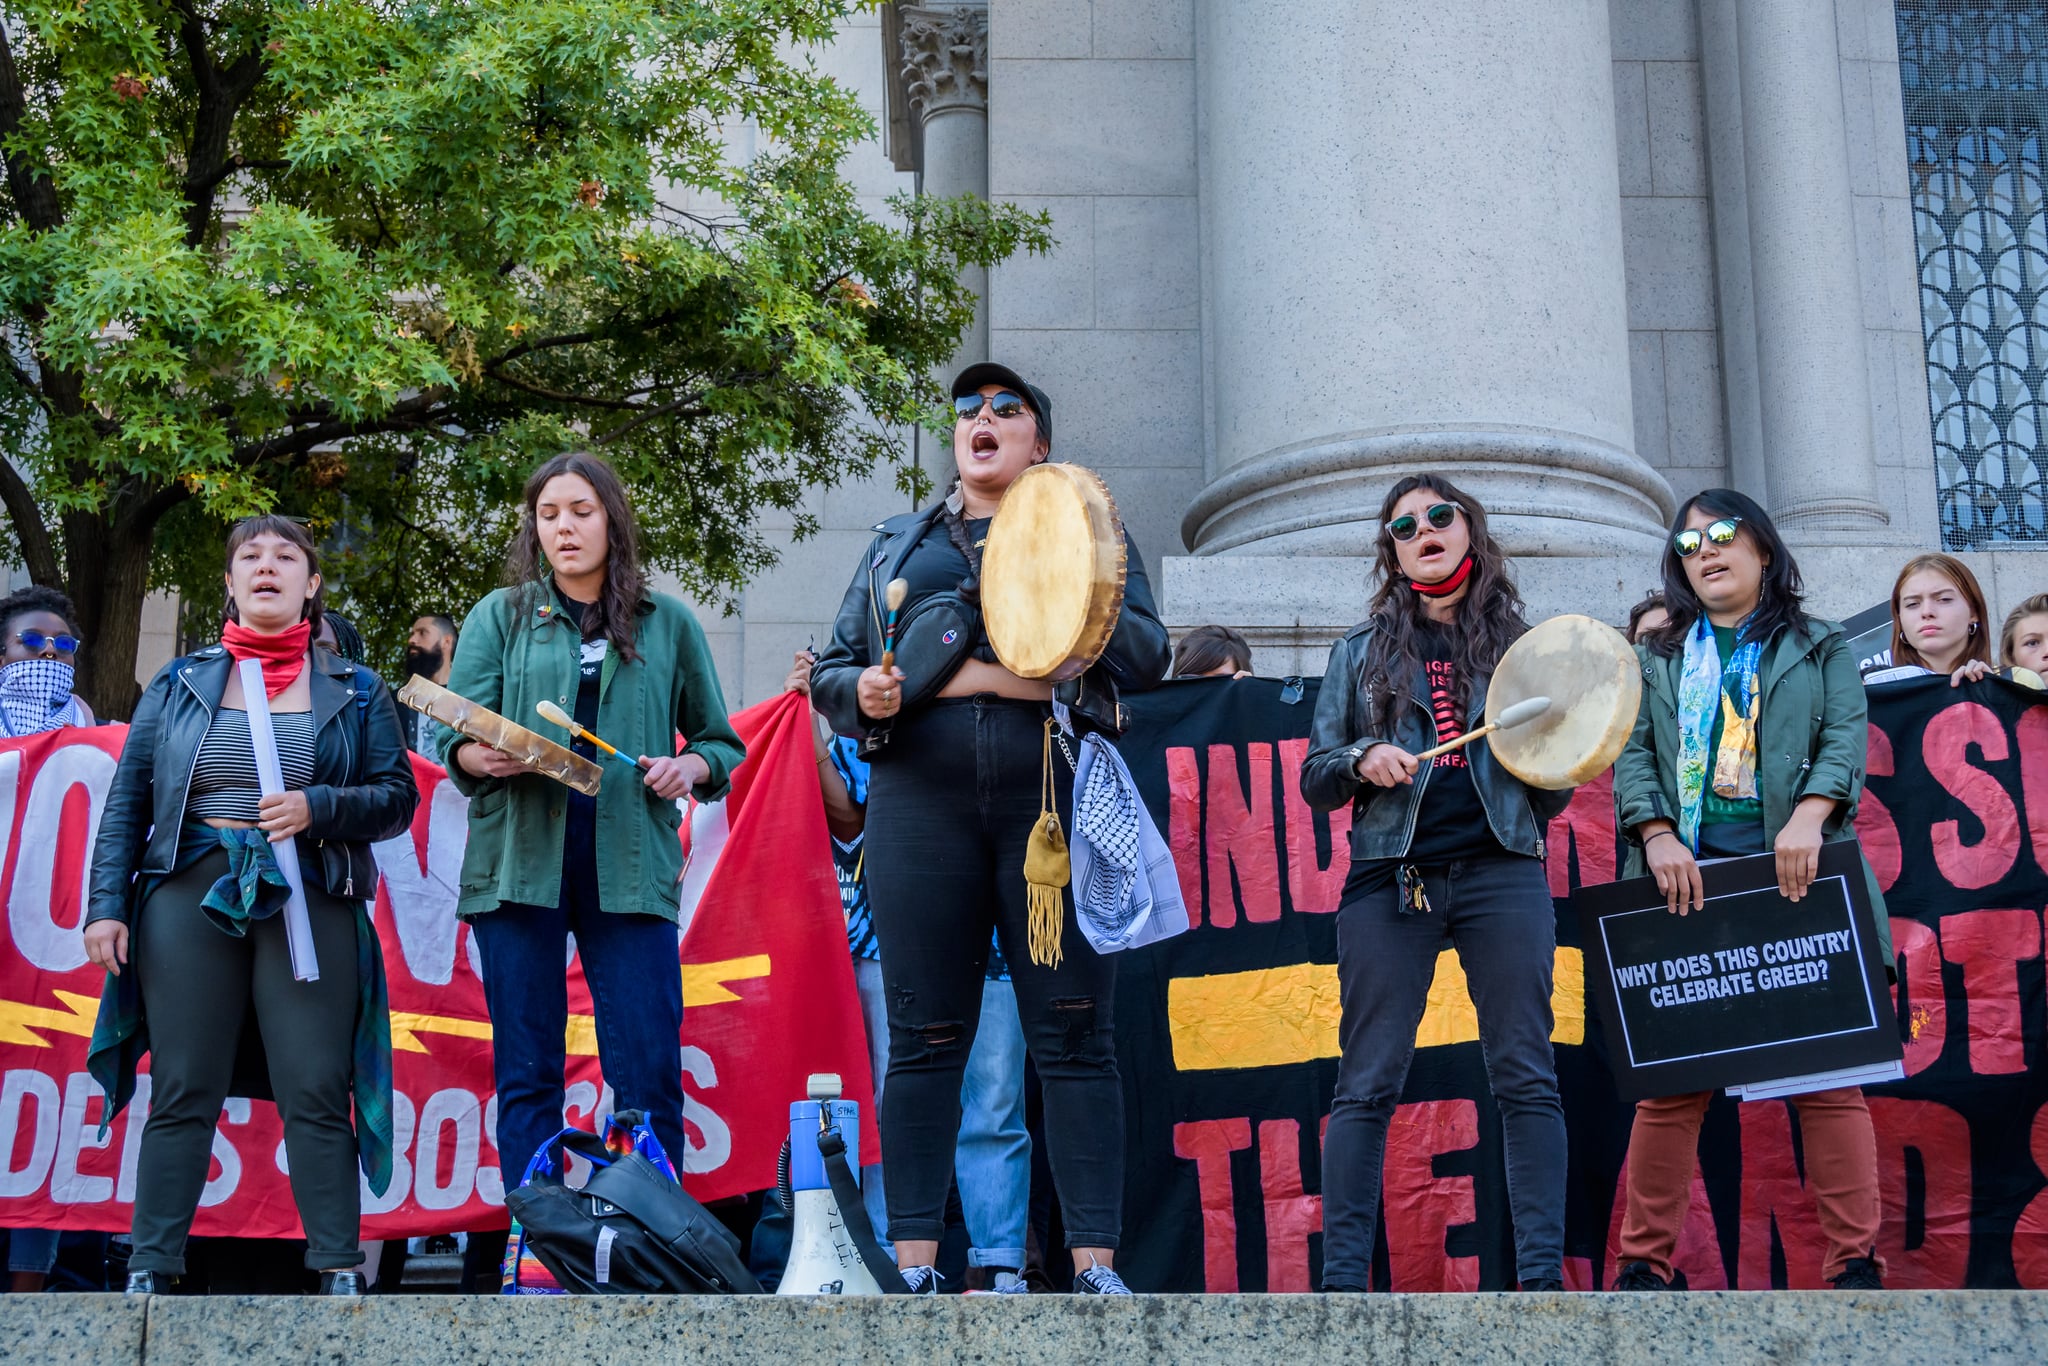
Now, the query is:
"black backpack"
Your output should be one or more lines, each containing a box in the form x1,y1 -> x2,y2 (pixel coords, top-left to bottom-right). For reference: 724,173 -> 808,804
504,1115 -> 762,1294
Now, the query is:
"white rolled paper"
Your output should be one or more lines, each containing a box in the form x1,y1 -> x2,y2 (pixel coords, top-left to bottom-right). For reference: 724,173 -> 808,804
238,658 -> 320,982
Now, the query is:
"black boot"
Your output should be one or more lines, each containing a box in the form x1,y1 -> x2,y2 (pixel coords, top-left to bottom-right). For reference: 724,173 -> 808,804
1831,1256 -> 1884,1290
1520,1276 -> 1566,1292
1612,1261 -> 1678,1291
319,1269 -> 366,1296
124,1270 -> 161,1295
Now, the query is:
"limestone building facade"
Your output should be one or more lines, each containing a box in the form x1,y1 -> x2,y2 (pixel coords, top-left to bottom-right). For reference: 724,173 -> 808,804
697,0 -> 2048,701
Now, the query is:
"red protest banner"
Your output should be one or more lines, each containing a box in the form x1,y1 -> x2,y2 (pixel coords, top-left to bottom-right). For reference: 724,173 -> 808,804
0,690 -> 871,1237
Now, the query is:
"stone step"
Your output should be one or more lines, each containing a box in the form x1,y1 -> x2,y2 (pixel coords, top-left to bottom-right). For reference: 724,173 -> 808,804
12,1290 -> 2044,1365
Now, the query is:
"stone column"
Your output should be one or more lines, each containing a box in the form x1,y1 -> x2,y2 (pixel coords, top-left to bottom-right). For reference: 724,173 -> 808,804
1733,0 -> 1891,540
900,3 -> 990,366
1185,0 -> 1672,558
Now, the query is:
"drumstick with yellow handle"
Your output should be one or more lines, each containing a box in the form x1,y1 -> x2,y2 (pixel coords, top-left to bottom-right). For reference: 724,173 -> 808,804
1411,695 -> 1553,763
535,700 -> 654,772
879,577 -> 909,672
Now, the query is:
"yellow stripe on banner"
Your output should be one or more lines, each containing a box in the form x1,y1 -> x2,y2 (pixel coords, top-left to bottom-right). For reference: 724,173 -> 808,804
391,955 -> 773,1056
1166,949 -> 1585,1072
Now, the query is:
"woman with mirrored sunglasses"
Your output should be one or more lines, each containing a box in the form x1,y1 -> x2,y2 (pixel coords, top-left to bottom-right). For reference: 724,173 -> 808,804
1300,475 -> 1572,1292
812,361 -> 1170,1295
1609,488 -> 1890,1291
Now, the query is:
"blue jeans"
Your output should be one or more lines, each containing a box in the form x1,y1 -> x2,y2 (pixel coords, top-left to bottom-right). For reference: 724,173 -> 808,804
473,880 -> 688,1186
1322,854 -> 1565,1288
957,979 -> 1029,1268
5,1227 -> 58,1276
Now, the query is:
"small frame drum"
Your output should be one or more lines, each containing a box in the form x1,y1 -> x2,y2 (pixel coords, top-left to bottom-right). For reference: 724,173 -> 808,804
1484,614 -> 1643,790
981,463 -> 1129,682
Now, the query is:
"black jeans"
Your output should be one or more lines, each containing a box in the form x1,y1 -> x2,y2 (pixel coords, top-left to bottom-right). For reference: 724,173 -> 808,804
1322,854 -> 1566,1288
864,696 -> 1122,1250
130,848 -> 365,1274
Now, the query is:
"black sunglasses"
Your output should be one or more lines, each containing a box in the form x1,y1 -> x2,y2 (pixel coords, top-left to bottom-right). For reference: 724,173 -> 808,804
15,631 -> 81,656
1387,503 -> 1460,542
953,391 -> 1031,422
1673,517 -> 1743,558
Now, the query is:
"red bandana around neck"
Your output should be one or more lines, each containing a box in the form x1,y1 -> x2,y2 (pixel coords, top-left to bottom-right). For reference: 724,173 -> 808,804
1409,553 -> 1476,598
222,619 -> 312,698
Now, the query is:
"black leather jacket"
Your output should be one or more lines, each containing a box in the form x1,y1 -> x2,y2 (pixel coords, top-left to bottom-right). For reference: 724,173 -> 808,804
1300,620 -> 1572,861
86,644 -> 420,924
812,501 -> 1171,743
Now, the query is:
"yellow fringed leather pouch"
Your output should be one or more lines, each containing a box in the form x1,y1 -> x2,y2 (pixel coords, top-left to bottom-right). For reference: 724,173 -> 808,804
1023,716 -> 1070,967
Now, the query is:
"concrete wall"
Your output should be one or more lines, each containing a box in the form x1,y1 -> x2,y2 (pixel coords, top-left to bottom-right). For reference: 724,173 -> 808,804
15,1290 -> 2047,1365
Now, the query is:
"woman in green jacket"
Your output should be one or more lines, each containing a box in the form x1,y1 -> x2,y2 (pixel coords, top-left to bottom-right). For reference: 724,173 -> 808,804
439,451 -> 743,1184
1611,488 -> 1886,1292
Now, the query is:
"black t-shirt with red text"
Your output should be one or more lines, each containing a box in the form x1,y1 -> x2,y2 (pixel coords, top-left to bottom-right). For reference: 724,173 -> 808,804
1343,623 -> 1509,898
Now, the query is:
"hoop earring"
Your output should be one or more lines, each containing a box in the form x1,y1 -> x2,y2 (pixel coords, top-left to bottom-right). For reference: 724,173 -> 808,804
1968,621 -> 1979,636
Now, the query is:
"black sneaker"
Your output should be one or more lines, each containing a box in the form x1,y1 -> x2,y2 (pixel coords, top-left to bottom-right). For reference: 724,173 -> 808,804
900,1265 -> 942,1295
1831,1257 -> 1884,1290
1073,1264 -> 1132,1295
319,1270 -> 365,1296
1612,1261 -> 1675,1291
124,1271 -> 159,1296
1520,1277 -> 1566,1292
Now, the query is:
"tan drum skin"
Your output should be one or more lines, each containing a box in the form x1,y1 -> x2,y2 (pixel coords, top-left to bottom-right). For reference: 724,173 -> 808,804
1483,614 -> 1643,790
981,463 -> 1129,682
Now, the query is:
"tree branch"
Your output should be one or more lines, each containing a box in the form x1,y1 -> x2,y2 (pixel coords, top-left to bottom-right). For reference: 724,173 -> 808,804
482,362 -> 641,411
0,453 -> 59,585
225,387 -> 455,467
0,27 -> 63,234
175,0 -> 269,248
190,156 -> 291,196
595,393 -> 711,445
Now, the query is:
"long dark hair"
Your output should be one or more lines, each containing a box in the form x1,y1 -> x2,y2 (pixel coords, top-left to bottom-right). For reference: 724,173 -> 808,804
1641,488 -> 1807,656
223,514 -> 326,633
1361,475 -> 1527,730
505,452 -> 647,663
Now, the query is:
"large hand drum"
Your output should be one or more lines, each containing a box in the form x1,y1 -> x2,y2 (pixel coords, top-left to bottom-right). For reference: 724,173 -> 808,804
982,463 -> 1129,681
1484,615 -> 1642,789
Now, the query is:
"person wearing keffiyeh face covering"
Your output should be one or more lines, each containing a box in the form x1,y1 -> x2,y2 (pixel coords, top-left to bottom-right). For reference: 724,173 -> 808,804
81,515 -> 418,1296
0,585 -> 94,738
1609,489 -> 1892,1292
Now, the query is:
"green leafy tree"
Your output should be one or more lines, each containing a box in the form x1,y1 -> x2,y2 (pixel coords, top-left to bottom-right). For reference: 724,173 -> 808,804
0,0 -> 1046,715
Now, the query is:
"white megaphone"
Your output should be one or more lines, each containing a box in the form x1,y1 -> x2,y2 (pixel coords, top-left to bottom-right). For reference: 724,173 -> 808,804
778,1073 -> 884,1295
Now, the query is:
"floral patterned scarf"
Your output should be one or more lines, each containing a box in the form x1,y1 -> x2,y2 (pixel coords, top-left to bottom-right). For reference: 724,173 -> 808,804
1676,613 -> 1762,851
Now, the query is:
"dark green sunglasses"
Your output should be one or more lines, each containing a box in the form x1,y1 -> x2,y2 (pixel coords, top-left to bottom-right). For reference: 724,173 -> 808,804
1387,502 -> 1459,542
1673,517 -> 1743,558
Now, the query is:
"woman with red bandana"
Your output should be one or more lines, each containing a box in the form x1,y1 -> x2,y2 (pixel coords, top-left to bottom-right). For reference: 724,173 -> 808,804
84,515 -> 418,1295
1301,475 -> 1572,1292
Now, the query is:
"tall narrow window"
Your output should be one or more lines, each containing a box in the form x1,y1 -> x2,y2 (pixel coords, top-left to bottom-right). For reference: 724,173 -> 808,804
1898,3 -> 2048,547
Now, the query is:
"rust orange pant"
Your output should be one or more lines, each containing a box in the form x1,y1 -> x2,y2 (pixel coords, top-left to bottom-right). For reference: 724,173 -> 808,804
1617,1086 -> 1883,1284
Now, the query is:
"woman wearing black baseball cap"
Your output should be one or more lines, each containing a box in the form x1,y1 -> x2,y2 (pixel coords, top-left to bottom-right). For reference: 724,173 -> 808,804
812,362 -> 1170,1294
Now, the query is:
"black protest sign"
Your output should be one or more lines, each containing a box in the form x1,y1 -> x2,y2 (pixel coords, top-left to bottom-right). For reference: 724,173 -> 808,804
1576,842 -> 1900,1099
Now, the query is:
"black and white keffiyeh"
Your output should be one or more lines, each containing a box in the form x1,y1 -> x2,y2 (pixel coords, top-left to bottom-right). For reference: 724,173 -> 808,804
1073,732 -> 1144,943
0,659 -> 86,737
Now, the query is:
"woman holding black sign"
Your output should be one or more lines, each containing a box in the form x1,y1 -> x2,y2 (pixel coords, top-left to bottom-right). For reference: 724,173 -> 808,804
1301,475 -> 1572,1294
1611,488 -> 1888,1291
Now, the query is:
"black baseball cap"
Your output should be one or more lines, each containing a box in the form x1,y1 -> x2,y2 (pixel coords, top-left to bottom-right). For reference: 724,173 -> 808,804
950,362 -> 1052,449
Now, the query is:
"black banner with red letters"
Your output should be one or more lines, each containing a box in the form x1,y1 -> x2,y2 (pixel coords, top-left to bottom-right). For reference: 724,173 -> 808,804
1111,672 -> 2048,1291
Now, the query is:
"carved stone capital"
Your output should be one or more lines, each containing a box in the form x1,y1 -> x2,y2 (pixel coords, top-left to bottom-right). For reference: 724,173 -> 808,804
899,4 -> 988,120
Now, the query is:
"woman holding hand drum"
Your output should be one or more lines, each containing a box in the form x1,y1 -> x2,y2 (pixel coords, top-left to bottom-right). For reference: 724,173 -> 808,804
440,452 -> 744,1192
811,362 -> 1170,1295
1611,488 -> 1888,1291
84,516 -> 418,1294
1300,475 -> 1573,1293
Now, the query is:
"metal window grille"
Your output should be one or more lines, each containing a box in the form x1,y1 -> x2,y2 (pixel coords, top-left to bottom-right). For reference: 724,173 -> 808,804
1898,2 -> 2048,547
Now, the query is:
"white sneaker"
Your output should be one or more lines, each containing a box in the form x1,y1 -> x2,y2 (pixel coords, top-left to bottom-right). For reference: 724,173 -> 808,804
1073,1264 -> 1131,1295
965,1271 -> 1029,1295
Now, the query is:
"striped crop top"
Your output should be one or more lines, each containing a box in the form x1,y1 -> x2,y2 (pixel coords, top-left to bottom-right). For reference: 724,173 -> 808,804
187,709 -> 317,822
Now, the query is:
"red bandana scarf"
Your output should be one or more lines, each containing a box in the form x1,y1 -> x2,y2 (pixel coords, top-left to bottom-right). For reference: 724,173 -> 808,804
1409,553 -> 1475,598
221,619 -> 312,698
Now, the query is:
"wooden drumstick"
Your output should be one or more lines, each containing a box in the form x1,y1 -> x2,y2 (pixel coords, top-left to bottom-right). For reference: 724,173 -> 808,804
535,699 -> 654,771
878,577 -> 908,672
1412,695 -> 1553,762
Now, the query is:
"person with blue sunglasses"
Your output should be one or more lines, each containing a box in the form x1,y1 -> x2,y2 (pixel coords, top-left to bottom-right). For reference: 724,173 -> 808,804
0,585 -> 93,738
